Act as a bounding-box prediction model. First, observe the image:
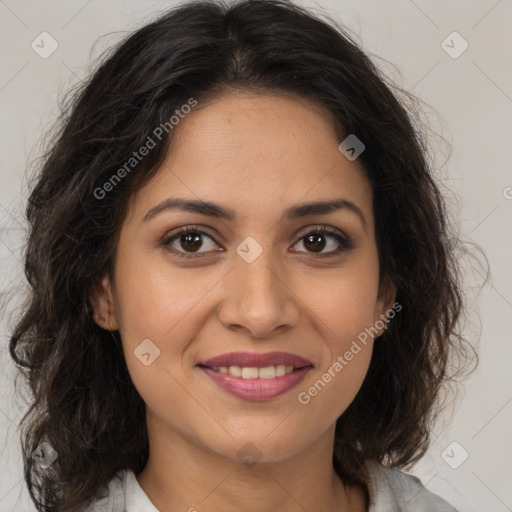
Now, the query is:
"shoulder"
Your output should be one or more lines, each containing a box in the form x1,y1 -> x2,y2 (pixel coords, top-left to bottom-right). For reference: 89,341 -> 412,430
364,460 -> 459,512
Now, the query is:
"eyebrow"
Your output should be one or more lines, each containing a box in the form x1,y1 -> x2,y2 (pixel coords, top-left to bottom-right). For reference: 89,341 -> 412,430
143,197 -> 367,231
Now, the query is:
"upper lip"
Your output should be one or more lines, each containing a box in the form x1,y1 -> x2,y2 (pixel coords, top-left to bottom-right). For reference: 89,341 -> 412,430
198,351 -> 313,369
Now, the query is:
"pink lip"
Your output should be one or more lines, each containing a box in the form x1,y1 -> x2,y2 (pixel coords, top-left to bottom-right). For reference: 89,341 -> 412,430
197,352 -> 313,401
198,351 -> 312,368
200,366 -> 312,401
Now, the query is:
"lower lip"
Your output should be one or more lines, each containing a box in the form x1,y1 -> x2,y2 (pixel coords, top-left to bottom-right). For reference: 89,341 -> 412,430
200,366 -> 312,401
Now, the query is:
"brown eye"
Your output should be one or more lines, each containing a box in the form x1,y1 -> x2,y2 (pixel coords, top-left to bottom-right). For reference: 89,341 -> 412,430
292,227 -> 352,256
162,227 -> 220,258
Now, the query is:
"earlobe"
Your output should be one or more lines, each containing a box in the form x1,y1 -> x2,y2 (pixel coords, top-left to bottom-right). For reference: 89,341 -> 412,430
89,274 -> 119,331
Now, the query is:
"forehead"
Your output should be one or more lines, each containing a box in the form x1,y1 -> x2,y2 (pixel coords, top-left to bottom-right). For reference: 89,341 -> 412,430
126,91 -> 373,229
169,90 -> 341,168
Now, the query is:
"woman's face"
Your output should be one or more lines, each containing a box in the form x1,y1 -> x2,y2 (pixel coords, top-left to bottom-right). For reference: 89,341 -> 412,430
92,91 -> 395,464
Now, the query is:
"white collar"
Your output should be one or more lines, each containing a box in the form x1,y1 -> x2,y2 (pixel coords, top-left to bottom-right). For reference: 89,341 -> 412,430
125,470 -> 159,511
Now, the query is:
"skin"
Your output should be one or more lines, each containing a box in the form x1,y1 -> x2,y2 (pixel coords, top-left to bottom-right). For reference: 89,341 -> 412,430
91,91 -> 396,512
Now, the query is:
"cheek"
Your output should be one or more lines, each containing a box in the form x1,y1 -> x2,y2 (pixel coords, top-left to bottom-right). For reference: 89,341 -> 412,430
112,252 -> 222,411
296,334 -> 374,429
113,249 -> 217,346
296,262 -> 381,344
113,262 -> 201,431
292,258 -> 379,415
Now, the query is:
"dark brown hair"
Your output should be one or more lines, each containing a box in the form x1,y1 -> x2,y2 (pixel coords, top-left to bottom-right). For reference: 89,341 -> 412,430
9,0 -> 477,510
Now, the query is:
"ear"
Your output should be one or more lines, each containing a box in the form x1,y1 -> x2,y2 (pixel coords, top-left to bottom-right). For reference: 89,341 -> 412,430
373,275 -> 397,338
89,274 -> 119,331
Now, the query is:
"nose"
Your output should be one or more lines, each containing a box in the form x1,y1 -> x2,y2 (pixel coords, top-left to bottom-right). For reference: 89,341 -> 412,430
216,248 -> 301,339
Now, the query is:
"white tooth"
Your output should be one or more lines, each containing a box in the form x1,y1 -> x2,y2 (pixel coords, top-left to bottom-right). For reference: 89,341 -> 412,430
219,366 -> 228,373
229,365 -> 242,377
275,365 -> 286,377
285,365 -> 294,374
241,367 -> 259,379
258,366 -> 276,379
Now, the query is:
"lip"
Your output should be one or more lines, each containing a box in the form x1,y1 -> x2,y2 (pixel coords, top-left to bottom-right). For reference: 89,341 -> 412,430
197,351 -> 314,401
198,351 -> 313,368
200,366 -> 312,401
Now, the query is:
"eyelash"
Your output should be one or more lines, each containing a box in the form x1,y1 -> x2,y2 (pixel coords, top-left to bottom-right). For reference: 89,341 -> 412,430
160,225 -> 354,260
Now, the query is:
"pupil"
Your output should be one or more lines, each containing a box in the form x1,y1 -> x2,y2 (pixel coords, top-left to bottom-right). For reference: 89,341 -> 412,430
305,234 -> 325,252
181,233 -> 202,252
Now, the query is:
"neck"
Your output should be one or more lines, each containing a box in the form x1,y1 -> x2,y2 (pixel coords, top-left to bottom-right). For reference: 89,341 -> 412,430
136,415 -> 368,512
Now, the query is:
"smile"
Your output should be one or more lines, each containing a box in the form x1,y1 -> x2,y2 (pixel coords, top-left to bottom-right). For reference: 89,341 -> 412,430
197,351 -> 314,401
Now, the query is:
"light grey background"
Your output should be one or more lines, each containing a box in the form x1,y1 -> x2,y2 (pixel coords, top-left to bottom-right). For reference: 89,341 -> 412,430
1,1 -> 511,511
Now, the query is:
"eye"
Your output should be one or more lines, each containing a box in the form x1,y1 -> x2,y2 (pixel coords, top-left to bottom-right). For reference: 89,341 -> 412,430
161,226 -> 221,258
291,226 -> 353,256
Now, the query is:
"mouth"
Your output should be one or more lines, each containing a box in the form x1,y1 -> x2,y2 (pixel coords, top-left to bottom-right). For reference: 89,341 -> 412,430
197,351 -> 314,401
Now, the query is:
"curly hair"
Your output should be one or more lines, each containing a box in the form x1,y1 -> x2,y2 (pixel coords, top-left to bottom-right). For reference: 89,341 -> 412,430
9,0 -> 477,510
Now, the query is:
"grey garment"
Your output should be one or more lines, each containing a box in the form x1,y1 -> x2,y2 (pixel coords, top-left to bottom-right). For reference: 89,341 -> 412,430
89,461 -> 459,512
364,460 -> 459,512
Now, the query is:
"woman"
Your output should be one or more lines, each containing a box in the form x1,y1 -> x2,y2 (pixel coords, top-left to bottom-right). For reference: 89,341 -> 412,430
9,1 -> 475,510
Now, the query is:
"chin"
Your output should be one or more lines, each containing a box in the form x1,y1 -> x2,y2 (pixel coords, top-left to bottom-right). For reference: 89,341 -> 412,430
199,427 -> 315,466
